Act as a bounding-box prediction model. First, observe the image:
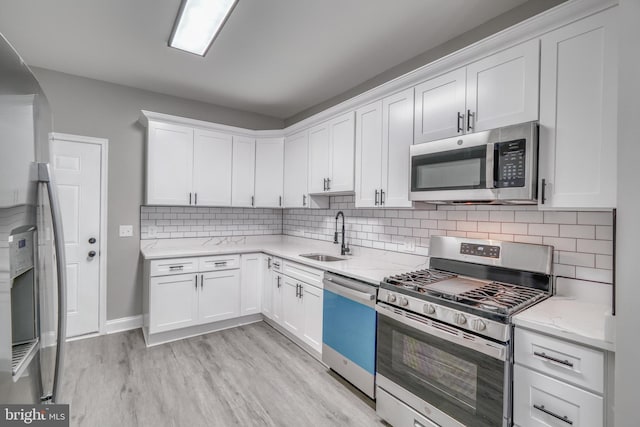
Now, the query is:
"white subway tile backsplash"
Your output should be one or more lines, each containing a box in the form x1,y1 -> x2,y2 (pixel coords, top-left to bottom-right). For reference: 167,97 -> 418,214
142,196 -> 614,285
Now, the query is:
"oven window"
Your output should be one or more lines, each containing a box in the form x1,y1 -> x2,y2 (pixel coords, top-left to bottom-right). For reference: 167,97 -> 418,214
411,145 -> 487,191
377,313 -> 506,427
395,333 -> 478,410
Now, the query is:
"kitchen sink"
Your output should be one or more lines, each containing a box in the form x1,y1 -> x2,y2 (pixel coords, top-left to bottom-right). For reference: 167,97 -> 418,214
299,253 -> 345,262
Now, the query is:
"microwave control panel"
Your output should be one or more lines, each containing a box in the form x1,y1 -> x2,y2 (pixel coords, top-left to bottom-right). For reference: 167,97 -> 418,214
495,139 -> 526,188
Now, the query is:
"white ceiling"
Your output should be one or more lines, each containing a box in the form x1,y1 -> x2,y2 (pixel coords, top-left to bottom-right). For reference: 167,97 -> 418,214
0,0 -> 531,119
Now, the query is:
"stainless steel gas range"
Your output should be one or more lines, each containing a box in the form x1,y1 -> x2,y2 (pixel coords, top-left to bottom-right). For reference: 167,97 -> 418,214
375,236 -> 553,427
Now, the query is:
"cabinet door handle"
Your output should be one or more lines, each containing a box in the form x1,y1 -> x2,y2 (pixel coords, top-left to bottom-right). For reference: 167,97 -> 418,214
533,404 -> 573,425
457,112 -> 464,133
169,265 -> 184,271
251,195 -> 255,206
302,194 -> 307,206
214,261 -> 227,267
326,178 -> 330,191
380,189 -> 385,205
267,258 -> 272,269
279,195 -> 282,207
533,351 -> 574,368
295,284 -> 299,297
541,178 -> 547,204
277,276 -> 281,288
201,274 -> 203,289
323,178 -> 327,191
299,285 -> 303,298
189,192 -> 192,205
195,274 -> 198,289
194,193 -> 198,205
375,189 -> 379,206
467,109 -> 474,132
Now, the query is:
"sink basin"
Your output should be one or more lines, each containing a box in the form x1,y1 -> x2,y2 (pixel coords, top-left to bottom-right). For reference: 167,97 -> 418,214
299,253 -> 345,262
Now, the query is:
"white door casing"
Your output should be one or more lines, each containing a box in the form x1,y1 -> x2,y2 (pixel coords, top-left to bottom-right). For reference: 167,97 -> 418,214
51,133 -> 107,338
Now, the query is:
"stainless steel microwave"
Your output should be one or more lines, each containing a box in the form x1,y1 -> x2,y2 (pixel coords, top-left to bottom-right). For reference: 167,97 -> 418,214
409,121 -> 538,204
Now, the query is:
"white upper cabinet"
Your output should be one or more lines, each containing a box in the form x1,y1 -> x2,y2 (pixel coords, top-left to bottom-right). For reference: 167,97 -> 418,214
414,39 -> 539,143
356,88 -> 414,208
308,124 -> 330,194
146,122 -> 194,205
232,136 -> 256,207
538,8 -> 617,209
382,88 -> 414,208
466,39 -> 539,132
308,111 -> 355,194
254,137 -> 284,208
414,68 -> 466,144
328,112 -> 356,193
193,129 -> 232,206
355,101 -> 384,208
284,131 -> 309,208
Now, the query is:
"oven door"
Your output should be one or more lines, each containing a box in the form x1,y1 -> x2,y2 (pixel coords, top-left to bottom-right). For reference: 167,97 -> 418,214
409,130 -> 496,202
376,303 -> 510,427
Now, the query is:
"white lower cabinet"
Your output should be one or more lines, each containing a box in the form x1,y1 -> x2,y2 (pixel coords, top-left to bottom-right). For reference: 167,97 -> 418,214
300,282 -> 323,352
282,276 -> 304,335
199,270 -> 240,323
149,273 -> 198,333
513,327 -> 610,427
240,253 -> 262,316
514,365 -> 603,427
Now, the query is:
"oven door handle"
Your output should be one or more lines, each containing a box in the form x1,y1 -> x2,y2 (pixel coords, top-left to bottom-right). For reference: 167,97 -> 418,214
376,303 -> 507,361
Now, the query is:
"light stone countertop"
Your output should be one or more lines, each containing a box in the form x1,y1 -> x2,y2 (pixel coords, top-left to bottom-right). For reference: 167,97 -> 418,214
140,235 -> 429,286
513,277 -> 616,352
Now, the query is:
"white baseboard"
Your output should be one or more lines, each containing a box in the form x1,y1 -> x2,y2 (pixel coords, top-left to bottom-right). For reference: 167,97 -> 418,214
105,315 -> 143,334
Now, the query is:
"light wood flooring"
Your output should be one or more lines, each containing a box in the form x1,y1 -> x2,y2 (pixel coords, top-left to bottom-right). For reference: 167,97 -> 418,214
61,321 -> 386,426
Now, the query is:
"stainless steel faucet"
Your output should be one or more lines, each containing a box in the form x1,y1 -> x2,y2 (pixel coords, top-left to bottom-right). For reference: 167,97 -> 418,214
334,211 -> 350,255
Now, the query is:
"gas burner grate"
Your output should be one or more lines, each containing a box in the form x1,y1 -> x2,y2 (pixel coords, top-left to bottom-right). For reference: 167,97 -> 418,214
384,269 -> 457,291
456,282 -> 547,315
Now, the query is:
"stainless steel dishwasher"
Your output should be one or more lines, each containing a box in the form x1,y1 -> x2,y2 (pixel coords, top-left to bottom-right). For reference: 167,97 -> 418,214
322,272 -> 377,399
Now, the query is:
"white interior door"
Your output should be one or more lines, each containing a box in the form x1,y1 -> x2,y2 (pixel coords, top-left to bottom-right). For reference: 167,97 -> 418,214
51,138 -> 103,338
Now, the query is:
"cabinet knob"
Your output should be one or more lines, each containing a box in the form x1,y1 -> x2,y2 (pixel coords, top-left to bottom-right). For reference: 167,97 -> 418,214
88,237 -> 97,244
88,250 -> 96,258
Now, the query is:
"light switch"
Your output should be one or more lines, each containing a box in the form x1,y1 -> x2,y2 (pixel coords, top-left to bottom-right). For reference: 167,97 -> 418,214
119,225 -> 133,237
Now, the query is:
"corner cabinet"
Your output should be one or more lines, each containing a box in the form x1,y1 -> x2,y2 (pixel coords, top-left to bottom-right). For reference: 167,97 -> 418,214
254,138 -> 284,208
231,136 -> 256,207
414,39 -> 539,144
146,121 -> 233,206
283,131 -> 329,209
355,88 -> 414,208
538,7 -> 618,209
308,111 -> 355,194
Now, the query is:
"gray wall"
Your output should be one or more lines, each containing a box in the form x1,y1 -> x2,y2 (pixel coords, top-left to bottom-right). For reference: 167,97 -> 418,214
615,0 -> 640,424
285,0 -> 566,126
32,67 -> 283,320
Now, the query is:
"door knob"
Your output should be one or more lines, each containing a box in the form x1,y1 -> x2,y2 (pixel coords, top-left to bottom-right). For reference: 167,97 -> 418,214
88,237 -> 96,244
88,251 -> 97,258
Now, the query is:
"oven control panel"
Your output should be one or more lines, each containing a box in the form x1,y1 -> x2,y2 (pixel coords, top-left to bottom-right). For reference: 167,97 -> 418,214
460,243 -> 500,258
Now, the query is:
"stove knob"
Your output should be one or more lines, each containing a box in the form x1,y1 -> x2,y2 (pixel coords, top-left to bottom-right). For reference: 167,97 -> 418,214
387,293 -> 397,303
423,304 -> 436,315
454,313 -> 467,326
472,319 -> 487,331
399,296 -> 409,307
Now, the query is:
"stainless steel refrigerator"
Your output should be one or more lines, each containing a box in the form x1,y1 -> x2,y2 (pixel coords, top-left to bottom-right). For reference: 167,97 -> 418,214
0,33 -> 67,404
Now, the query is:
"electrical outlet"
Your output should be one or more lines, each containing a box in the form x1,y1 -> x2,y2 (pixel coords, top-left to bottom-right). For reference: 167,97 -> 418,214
119,225 -> 133,237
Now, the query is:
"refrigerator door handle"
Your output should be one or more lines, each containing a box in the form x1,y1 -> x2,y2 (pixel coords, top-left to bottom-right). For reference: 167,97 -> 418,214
38,163 -> 67,404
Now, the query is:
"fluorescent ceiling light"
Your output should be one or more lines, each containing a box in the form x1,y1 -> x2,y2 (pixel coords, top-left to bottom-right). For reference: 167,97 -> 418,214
169,0 -> 239,56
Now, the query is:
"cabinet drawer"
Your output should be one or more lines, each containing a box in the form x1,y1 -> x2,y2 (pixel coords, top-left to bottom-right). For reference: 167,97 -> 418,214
282,260 -> 323,288
514,365 -> 603,427
515,327 -> 604,393
150,257 -> 198,277
199,254 -> 240,272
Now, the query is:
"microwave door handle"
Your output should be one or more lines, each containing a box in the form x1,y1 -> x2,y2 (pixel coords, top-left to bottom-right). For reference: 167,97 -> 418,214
486,142 -> 495,189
